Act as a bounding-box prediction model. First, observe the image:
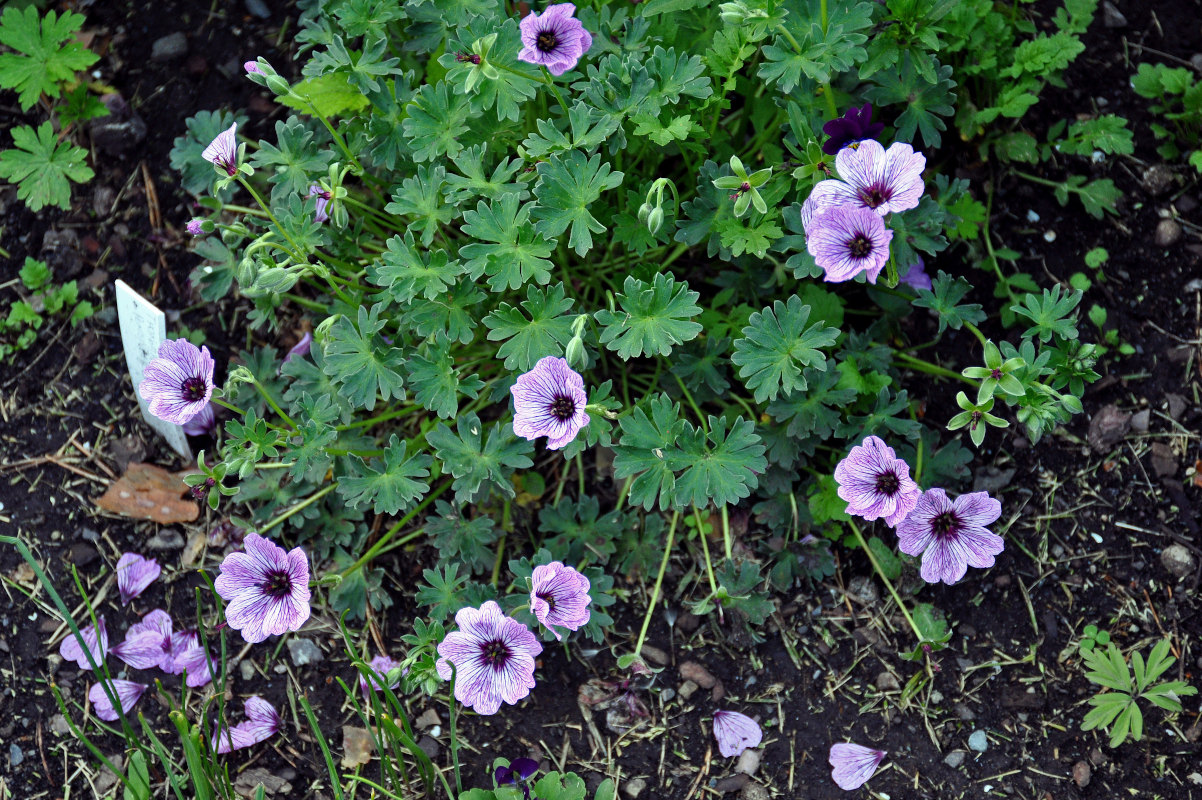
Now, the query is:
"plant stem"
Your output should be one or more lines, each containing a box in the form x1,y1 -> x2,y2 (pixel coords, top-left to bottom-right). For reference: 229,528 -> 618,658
633,510 -> 680,660
252,378 -> 297,431
893,352 -> 976,385
339,482 -> 451,577
847,520 -> 924,644
693,506 -> 719,603
260,483 -> 336,533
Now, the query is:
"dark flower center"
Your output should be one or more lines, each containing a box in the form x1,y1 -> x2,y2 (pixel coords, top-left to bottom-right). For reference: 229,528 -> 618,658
875,470 -> 899,496
261,569 -> 293,599
932,511 -> 961,538
537,29 -> 558,52
482,638 -> 511,669
858,186 -> 887,208
182,376 -> 208,401
455,51 -> 481,64
990,368 -> 1002,380
847,234 -> 873,258
550,395 -> 576,420
970,410 -> 982,429
537,591 -> 557,612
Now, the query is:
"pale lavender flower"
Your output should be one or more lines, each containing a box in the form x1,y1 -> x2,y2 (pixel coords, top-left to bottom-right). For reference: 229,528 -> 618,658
201,122 -> 239,176
244,61 -> 263,75
436,601 -> 542,715
808,139 -> 926,217
89,679 -> 148,722
182,401 -> 217,436
833,436 -> 921,527
174,634 -> 214,688
112,609 -> 177,671
529,562 -> 592,641
307,183 -> 331,223
511,356 -> 590,450
59,617 -> 108,670
899,256 -> 932,291
213,533 -> 311,644
829,743 -> 886,791
806,205 -> 893,283
517,3 -> 593,76
359,653 -> 403,696
212,696 -> 281,754
186,219 -> 205,236
138,338 -> 216,426
712,710 -> 763,758
116,553 -> 161,606
896,489 -> 1004,585
283,332 -> 313,366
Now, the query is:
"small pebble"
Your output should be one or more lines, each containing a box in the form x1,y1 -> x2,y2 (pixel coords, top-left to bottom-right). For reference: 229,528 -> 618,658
739,781 -> 769,800
244,0 -> 271,18
679,661 -> 717,689
1026,209 -> 1040,223
239,659 -> 255,681
968,730 -> 988,752
287,637 -> 324,666
1161,544 -> 1196,579
678,680 -> 699,700
1155,219 -> 1183,247
943,750 -> 966,768
623,777 -> 647,798
1073,760 -> 1092,787
146,530 -> 186,550
875,671 -> 900,692
150,32 -> 188,62
735,748 -> 761,776
1043,230 -> 1057,243
8,744 -> 23,767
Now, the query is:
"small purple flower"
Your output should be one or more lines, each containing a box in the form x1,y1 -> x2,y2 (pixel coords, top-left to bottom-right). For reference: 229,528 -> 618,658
712,710 -> 763,758
822,104 -> 885,156
806,205 -> 893,283
529,562 -> 592,641
201,123 -> 239,177
112,609 -> 179,671
833,436 -> 921,527
808,139 -> 926,218
244,61 -> 263,75
436,601 -> 543,715
517,3 -> 593,76
212,696 -> 281,754
174,633 -> 214,687
495,758 -> 540,799
899,256 -> 932,291
59,617 -> 108,670
829,743 -> 886,791
89,679 -> 148,722
138,338 -> 216,426
182,401 -> 217,437
307,183 -> 331,223
186,219 -> 205,236
511,356 -> 590,450
896,489 -> 1004,585
213,533 -> 312,644
283,332 -> 313,366
359,653 -> 403,696
115,553 -> 161,606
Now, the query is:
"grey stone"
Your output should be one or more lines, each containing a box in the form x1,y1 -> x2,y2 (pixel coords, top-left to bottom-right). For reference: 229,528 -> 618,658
1087,405 -> 1131,453
147,530 -> 186,550
739,781 -> 769,800
1142,165 -> 1174,197
943,750 -> 966,768
1130,409 -> 1151,433
735,748 -> 761,776
49,714 -> 71,735
1161,544 -> 1196,579
623,777 -> 647,798
847,575 -> 878,605
1073,760 -> 1092,788
1193,55 -> 1202,72
151,32 -> 188,62
1155,219 -> 1183,247
239,659 -> 256,681
713,774 -> 750,794
80,527 -> 100,542
417,735 -> 440,759
9,744 -> 23,767
415,708 -> 440,730
287,637 -> 324,666
968,730 -> 989,752
641,644 -> 669,666
874,671 -> 900,692
678,680 -> 699,700
973,466 -> 1016,494
234,767 -> 292,797
1166,393 -> 1188,421
678,661 -> 717,689
1150,443 -> 1177,477
954,703 -> 977,721
244,0 -> 271,18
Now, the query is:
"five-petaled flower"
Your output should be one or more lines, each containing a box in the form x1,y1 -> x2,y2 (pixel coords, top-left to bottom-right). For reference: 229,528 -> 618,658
822,104 -> 885,156
212,696 -> 282,754
213,533 -> 312,644
833,436 -> 921,527
529,562 -> 592,640
806,205 -> 893,283
359,653 -> 404,697
517,3 -> 593,76
808,139 -> 926,218
511,356 -> 590,450
712,710 -> 763,758
185,219 -> 205,236
201,123 -> 239,177
436,600 -> 542,715
112,608 -> 199,674
896,488 -> 1004,585
116,552 -> 161,606
138,338 -> 216,426
829,742 -> 886,791
182,401 -> 217,437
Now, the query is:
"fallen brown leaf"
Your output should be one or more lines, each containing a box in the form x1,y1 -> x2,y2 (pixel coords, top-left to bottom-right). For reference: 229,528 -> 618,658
95,462 -> 199,524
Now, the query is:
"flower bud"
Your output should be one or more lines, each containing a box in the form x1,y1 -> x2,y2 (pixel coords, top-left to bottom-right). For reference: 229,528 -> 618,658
646,206 -> 664,235
564,336 -> 586,368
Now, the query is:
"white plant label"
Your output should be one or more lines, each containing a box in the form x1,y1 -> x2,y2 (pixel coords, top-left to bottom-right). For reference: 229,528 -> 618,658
115,279 -> 192,460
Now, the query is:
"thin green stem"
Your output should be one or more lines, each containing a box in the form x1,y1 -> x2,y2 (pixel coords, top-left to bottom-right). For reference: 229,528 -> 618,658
633,510 -> 680,659
491,500 -> 512,587
253,378 -> 297,431
335,405 -> 418,432
447,667 -> 463,797
963,320 -> 988,346
721,505 -> 732,560
693,506 -> 719,602
893,352 -> 975,385
847,520 -> 924,644
211,396 -> 246,417
339,482 -> 451,577
236,177 -> 306,261
260,483 -> 336,533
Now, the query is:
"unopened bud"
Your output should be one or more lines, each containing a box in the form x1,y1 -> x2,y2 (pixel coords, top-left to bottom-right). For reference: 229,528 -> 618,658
646,206 -> 664,235
564,336 -> 586,368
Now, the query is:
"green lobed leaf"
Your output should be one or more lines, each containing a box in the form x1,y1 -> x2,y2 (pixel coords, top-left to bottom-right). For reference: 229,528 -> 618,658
595,274 -> 703,359
338,434 -> 432,515
483,283 -> 575,371
0,122 -> 93,212
731,295 -> 840,404
532,149 -> 624,256
322,303 -> 407,411
0,7 -> 99,110
426,413 -> 534,504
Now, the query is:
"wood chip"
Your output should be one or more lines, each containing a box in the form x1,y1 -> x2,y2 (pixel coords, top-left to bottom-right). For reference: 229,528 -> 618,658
94,462 -> 199,523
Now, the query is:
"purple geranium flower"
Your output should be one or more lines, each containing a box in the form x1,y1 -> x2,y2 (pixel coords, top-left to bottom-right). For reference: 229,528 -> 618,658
359,653 -> 404,696
186,219 -> 205,236
829,743 -> 886,790
59,617 -> 108,670
517,3 -> 592,76
116,553 -> 161,606
809,139 -> 926,218
806,205 -> 893,283
173,633 -> 214,687
213,696 -> 281,754
896,489 -> 1004,585
833,436 -> 921,527
182,401 -> 217,437
284,332 -> 313,365
511,356 -> 590,450
202,123 -> 239,177
899,256 -> 932,291
436,601 -> 542,715
307,183 -> 331,223
138,338 -> 215,426
213,533 -> 311,644
822,104 -> 886,156
112,608 -> 186,671
529,562 -> 592,641
713,710 -> 763,758
89,679 -> 148,722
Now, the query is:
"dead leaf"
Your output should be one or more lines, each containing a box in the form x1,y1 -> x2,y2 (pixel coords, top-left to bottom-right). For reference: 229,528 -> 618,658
181,530 -> 207,567
341,726 -> 374,768
95,462 -> 199,524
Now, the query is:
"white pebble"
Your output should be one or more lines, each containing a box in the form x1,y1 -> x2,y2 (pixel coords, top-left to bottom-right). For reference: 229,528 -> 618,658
1043,230 -> 1057,242
1026,210 -> 1040,223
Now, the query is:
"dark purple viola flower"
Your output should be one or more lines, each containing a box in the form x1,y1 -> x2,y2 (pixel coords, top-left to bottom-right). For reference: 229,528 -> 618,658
436,600 -> 542,715
359,653 -> 404,696
833,436 -> 921,527
517,3 -> 593,76
182,401 -> 216,437
829,742 -> 886,790
138,338 -> 215,426
899,256 -> 932,291
186,219 -> 205,236
307,183 -> 331,223
896,489 -> 1003,585
822,104 -> 885,156
59,617 -> 108,670
213,533 -> 311,644
806,205 -> 893,283
495,757 -> 539,786
116,552 -> 161,606
89,679 -> 148,721
529,562 -> 592,641
511,356 -> 590,450
212,696 -> 281,754
202,123 -> 239,176
809,140 -> 926,217
713,710 -> 763,758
